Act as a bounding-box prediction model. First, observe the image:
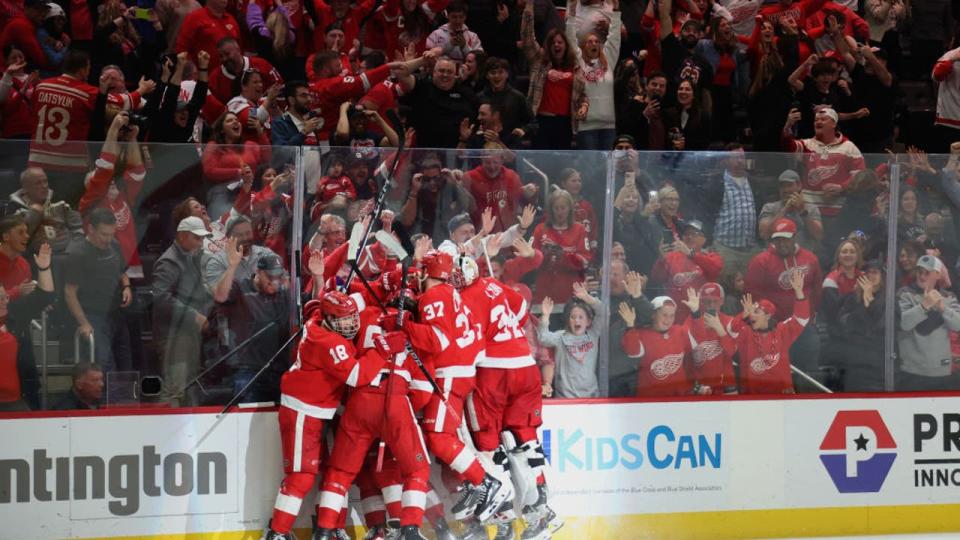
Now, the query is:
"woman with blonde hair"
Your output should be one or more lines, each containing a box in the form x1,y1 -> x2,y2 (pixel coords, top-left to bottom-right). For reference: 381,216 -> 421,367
93,0 -> 159,84
247,0 -> 294,64
566,0 -> 621,150
532,189 -> 592,303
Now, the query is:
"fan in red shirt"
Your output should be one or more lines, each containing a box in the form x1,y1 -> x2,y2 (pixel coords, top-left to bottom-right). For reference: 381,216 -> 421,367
368,0 -> 448,60
531,189 -> 591,304
311,0 -> 376,54
650,220 -> 723,323
225,69 -> 280,143
758,0 -> 827,32
209,37 -> 283,104
685,283 -> 738,395
621,295 -> 710,397
0,0 -> 49,70
174,0 -> 241,70
745,218 -> 822,321
0,287 -> 23,410
28,50 -> 99,173
264,291 -> 388,539
465,150 -> 539,233
0,51 -> 36,139
307,51 -> 396,144
735,270 -> 811,394
0,217 -> 32,302
78,113 -> 146,274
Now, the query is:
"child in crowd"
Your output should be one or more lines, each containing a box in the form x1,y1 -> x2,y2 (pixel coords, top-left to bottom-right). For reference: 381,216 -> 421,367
537,281 -> 605,398
559,168 -> 598,252
735,270 -> 809,394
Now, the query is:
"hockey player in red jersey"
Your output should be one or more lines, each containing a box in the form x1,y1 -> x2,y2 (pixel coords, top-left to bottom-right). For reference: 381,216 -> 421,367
736,270 -> 810,394
314,296 -> 434,540
453,255 -> 561,540
393,250 -> 514,524
263,291 -> 389,540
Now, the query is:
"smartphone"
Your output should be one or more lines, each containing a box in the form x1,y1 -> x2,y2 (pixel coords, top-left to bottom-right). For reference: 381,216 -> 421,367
134,7 -> 152,19
661,229 -> 674,246
706,308 -> 718,317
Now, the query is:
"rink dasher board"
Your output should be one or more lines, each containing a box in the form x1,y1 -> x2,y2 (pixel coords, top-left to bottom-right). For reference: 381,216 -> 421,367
5,395 -> 960,539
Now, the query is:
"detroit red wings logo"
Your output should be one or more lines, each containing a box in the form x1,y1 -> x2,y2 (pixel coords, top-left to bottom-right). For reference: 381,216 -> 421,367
749,352 -> 781,374
650,353 -> 685,380
693,340 -> 723,367
778,265 -> 808,290
672,270 -> 703,288
805,162 -> 841,187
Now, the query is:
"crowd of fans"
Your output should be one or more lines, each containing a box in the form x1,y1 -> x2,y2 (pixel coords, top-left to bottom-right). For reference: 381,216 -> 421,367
2,0 -> 960,411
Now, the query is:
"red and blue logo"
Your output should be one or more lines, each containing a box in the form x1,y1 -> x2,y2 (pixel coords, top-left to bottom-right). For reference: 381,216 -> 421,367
819,410 -> 897,493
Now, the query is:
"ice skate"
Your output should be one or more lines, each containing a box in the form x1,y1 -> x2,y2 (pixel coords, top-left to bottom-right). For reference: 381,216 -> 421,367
518,514 -> 550,540
489,500 -> 517,525
493,521 -> 514,540
262,526 -> 297,540
473,474 -> 514,523
459,518 -> 488,540
451,482 -> 483,520
397,525 -> 428,540
312,528 -> 336,540
362,525 -> 388,540
431,517 -> 462,540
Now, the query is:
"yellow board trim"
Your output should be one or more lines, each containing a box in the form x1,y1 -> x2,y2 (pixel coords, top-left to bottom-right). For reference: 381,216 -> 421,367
71,505 -> 960,540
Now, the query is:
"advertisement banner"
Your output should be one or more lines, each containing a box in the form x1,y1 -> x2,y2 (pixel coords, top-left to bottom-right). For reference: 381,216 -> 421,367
5,397 -> 960,539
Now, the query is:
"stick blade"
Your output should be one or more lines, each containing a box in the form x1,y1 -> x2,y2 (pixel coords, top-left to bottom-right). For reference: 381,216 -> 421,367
375,230 -> 409,261
347,221 -> 365,262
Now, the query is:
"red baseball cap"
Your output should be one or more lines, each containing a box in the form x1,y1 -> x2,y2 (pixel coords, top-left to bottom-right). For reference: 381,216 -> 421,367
756,299 -> 777,317
699,282 -> 725,301
771,218 -> 797,239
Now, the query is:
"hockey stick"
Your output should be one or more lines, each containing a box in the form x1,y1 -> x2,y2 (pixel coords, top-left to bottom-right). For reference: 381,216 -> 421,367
343,130 -> 407,290
177,322 -> 276,397
791,364 -> 833,393
376,261 -> 407,472
217,327 -> 304,418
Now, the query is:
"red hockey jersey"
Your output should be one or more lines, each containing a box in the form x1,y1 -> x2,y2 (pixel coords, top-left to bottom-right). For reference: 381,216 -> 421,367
280,314 -> 386,418
28,74 -> 98,171
404,283 -> 484,378
745,244 -> 822,321
650,249 -> 723,322
621,325 -> 694,397
461,277 -> 534,369
358,306 -> 434,411
735,299 -> 810,394
530,222 -> 591,303
78,151 -> 145,269
208,56 -> 283,104
309,64 -> 391,142
685,313 -> 737,394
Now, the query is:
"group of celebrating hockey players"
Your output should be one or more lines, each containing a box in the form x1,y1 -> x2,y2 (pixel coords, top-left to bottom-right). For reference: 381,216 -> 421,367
263,239 -> 562,540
